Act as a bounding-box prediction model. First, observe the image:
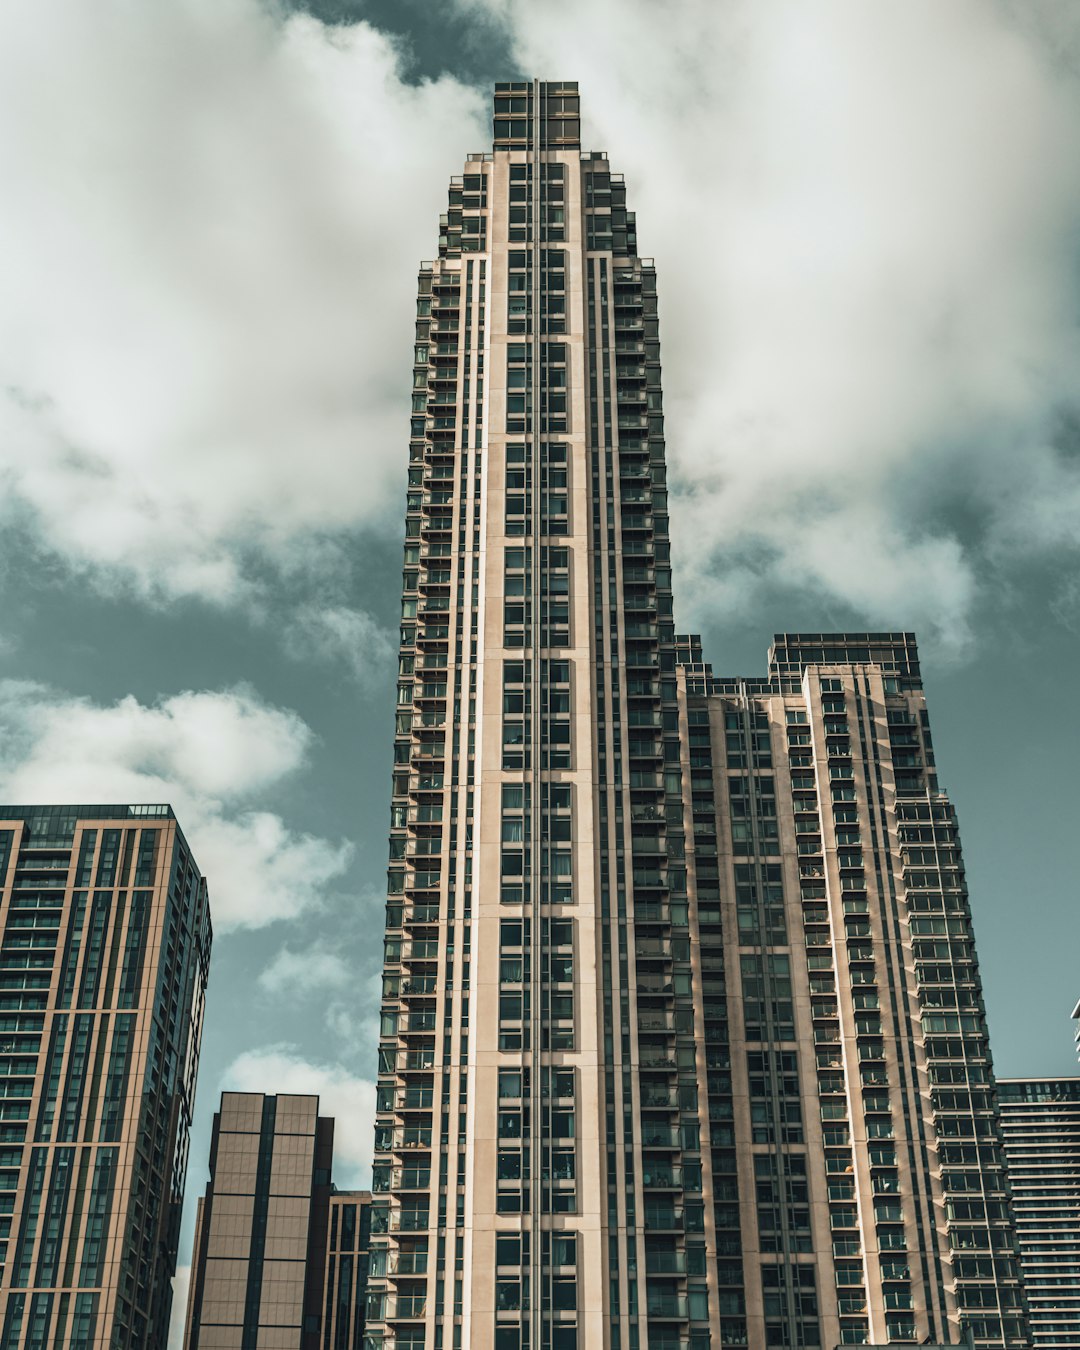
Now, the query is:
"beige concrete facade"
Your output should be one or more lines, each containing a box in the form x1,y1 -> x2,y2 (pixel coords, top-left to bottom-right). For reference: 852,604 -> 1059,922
0,804 -> 211,1349
676,635 -> 1029,1348
371,80 -> 1028,1350
372,79 -> 694,1350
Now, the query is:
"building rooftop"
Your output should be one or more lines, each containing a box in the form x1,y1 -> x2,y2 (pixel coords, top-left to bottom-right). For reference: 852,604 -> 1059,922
997,1077 -> 1080,1102
492,80 -> 582,151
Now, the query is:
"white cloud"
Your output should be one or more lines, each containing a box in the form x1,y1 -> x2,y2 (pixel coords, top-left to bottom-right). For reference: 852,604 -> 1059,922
0,0 -> 485,603
223,1046 -> 376,1185
0,680 -> 351,929
258,943 -> 354,995
471,0 -> 1080,649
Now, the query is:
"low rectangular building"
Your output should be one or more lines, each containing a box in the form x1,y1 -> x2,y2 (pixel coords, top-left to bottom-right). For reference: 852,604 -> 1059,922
184,1092 -> 370,1350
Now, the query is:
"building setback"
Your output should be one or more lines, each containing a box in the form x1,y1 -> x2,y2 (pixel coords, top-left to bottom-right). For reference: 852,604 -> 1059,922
367,80 -> 1029,1350
0,804 -> 211,1349
998,1078 -> 1080,1349
183,1092 -> 370,1350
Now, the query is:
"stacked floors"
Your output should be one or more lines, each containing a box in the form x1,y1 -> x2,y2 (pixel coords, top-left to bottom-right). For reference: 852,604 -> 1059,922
0,805 -> 210,1350
370,79 -> 699,1350
677,635 -> 1028,1348
368,80 -> 1028,1350
998,1078 -> 1080,1349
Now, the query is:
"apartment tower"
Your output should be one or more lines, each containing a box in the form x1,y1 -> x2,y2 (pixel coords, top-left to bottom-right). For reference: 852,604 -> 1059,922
998,1077 -> 1080,1349
368,82 -> 1027,1350
0,804 -> 211,1349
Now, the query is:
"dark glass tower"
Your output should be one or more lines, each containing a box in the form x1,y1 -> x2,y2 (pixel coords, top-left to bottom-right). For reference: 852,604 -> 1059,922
368,82 -> 1028,1350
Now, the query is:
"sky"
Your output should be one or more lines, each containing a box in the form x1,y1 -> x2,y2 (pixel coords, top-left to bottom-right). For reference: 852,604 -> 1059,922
0,0 -> 1079,1339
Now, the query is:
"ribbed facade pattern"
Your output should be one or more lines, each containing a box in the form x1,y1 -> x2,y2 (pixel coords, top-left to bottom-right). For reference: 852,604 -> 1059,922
366,82 -> 1029,1350
0,805 -> 210,1349
998,1079 -> 1080,1349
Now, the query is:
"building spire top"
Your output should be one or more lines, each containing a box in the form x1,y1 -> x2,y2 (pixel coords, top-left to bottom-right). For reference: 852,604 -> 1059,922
492,79 -> 581,150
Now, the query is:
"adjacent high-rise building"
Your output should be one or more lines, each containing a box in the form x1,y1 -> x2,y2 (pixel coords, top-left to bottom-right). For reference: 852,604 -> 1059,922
183,1092 -> 371,1350
0,804 -> 211,1349
998,1077 -> 1080,1349
369,80 -> 1028,1350
674,635 -> 1028,1349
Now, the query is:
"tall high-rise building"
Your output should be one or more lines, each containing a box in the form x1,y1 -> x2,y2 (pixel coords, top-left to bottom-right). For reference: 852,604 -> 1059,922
674,634 -> 1028,1349
998,1077 -> 1080,1349
0,804 -> 211,1350
368,81 -> 1028,1350
183,1091 -> 371,1350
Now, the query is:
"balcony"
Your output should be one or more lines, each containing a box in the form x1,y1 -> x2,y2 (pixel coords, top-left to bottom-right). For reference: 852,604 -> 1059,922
400,976 -> 437,996
402,904 -> 440,926
401,940 -> 439,962
636,975 -> 674,997
645,1251 -> 687,1275
385,1294 -> 428,1320
374,1126 -> 432,1152
387,1250 -> 429,1276
403,837 -> 442,859
646,1293 -> 689,1319
636,939 -> 672,960
641,1165 -> 684,1189
639,1053 -> 677,1072
395,1088 -> 433,1111
377,1167 -> 431,1192
389,1208 -> 430,1233
643,1205 -> 683,1232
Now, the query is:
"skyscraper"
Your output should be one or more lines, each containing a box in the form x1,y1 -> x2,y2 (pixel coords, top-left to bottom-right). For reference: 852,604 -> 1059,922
183,1091 -> 371,1350
998,1077 -> 1080,1349
675,634 -> 1028,1349
369,81 -> 1027,1350
0,804 -> 211,1350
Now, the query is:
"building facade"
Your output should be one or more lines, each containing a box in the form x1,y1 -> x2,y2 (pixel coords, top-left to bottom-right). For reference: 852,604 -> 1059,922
675,635 -> 1028,1349
998,1078 -> 1080,1349
368,81 -> 1027,1350
183,1093 -> 334,1350
0,804 -> 211,1349
323,1190 -> 372,1350
184,1092 -> 370,1350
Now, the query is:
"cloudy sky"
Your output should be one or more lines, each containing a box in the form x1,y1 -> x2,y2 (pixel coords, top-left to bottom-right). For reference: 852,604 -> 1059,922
2,0 -> 1079,1336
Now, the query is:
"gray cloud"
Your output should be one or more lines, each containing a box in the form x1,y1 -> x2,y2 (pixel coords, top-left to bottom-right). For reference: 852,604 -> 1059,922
472,0 -> 1080,650
0,0 -> 484,603
0,680 -> 351,930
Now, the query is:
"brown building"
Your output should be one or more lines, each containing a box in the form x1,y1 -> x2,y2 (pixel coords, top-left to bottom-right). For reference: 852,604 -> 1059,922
0,804 -> 211,1349
184,1093 -> 370,1350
